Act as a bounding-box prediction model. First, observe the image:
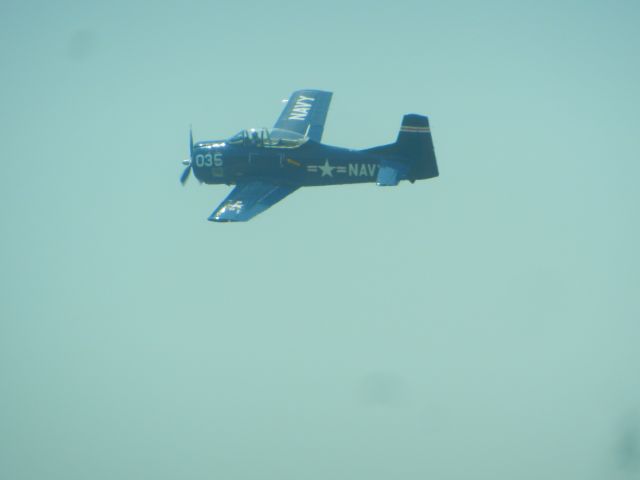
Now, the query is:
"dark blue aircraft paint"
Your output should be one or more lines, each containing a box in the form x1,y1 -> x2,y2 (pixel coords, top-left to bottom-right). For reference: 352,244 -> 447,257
180,90 -> 438,222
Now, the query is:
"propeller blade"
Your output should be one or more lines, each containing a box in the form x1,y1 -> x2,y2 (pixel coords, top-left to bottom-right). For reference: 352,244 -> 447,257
180,165 -> 191,185
181,126 -> 194,186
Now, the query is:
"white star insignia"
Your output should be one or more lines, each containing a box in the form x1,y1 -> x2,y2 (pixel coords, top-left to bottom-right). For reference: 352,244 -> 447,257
318,159 -> 335,177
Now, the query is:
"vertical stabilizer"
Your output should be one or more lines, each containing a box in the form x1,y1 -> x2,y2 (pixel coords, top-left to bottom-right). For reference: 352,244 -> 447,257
396,114 -> 438,180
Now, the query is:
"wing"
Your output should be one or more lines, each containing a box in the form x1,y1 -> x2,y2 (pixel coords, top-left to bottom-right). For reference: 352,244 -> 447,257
274,89 -> 333,142
208,181 -> 298,222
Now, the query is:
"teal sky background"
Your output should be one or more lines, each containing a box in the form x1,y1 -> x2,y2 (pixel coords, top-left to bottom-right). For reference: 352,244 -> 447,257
1,0 -> 639,478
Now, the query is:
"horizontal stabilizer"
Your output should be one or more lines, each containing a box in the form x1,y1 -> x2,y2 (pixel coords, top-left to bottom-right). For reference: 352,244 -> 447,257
376,160 -> 409,186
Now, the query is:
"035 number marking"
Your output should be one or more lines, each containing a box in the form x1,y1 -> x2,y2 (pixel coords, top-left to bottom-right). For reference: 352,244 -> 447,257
195,153 -> 223,167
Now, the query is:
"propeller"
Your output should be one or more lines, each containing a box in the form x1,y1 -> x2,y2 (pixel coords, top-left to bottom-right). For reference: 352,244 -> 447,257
180,127 -> 193,185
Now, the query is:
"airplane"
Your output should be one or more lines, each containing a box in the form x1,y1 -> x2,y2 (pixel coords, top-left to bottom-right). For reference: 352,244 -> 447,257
180,89 -> 439,222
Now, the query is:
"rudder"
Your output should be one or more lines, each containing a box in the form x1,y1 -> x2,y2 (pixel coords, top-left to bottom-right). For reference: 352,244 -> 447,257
396,114 -> 438,180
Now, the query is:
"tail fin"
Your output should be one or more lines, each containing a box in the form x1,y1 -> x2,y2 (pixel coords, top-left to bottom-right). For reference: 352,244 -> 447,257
395,114 -> 439,180
365,114 -> 439,182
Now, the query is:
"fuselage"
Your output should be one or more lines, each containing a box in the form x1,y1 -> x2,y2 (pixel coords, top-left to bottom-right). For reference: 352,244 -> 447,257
181,89 -> 437,222
191,139 -> 385,187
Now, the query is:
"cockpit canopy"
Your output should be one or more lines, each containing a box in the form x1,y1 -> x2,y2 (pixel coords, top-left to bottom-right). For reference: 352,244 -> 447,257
227,128 -> 309,148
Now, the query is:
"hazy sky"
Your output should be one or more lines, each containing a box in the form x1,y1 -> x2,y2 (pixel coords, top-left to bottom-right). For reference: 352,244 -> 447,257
1,1 -> 639,479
